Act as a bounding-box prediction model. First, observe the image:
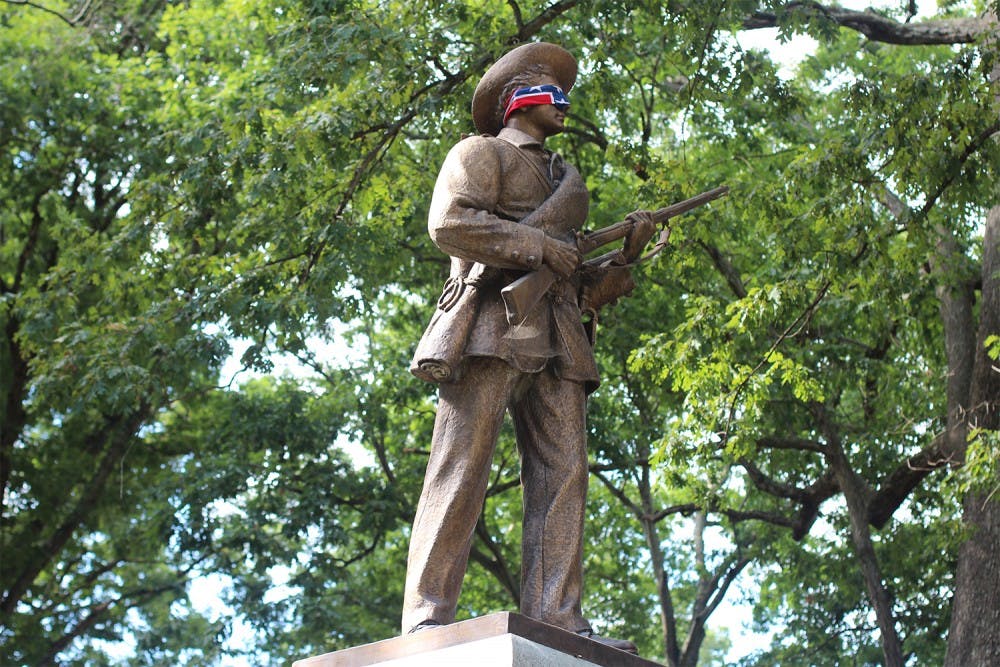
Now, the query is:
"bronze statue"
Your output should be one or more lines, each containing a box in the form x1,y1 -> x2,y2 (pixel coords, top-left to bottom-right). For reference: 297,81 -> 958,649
403,42 -> 657,655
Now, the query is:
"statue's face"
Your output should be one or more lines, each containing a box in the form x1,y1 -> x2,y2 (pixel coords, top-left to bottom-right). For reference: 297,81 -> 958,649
510,74 -> 567,138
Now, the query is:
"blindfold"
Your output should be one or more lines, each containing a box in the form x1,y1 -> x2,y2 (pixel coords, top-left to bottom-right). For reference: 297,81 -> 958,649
502,84 -> 570,126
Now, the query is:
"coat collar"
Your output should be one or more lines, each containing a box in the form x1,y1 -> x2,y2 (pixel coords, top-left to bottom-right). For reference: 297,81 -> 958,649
497,126 -> 544,149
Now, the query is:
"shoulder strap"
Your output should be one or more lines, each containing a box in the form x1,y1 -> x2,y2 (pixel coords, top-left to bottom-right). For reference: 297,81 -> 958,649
492,135 -> 554,195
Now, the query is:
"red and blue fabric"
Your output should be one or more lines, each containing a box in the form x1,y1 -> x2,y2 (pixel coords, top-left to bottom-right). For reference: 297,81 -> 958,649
503,84 -> 570,126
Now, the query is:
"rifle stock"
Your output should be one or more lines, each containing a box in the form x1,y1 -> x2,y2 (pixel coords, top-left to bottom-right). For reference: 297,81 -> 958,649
500,185 -> 729,325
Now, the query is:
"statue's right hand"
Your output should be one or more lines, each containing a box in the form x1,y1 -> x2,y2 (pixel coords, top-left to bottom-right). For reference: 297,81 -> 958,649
623,210 -> 657,261
542,236 -> 581,278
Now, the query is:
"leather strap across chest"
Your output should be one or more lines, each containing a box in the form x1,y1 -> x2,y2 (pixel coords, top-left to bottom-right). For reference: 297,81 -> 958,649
495,136 -> 556,196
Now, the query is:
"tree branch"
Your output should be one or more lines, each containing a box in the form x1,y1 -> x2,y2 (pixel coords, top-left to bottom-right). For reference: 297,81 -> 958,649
722,279 -> 831,442
0,0 -> 88,26
39,576 -> 189,666
486,476 -> 522,497
507,0 -> 524,30
646,502 -> 700,523
470,515 -> 519,604
564,115 -> 610,151
868,429 -> 961,528
699,241 -> 748,299
743,3 -> 992,45
734,463 -> 838,539
703,554 -> 752,619
757,436 -> 826,453
740,457 -> 817,504
514,0 -> 579,41
919,120 -> 1000,219
719,507 -> 799,529
591,468 -> 644,517
0,407 -> 148,618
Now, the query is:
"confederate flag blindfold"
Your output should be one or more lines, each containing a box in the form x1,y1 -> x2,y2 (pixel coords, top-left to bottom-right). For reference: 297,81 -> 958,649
502,84 -> 571,126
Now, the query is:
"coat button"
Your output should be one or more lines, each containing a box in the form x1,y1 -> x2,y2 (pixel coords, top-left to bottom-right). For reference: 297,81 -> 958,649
511,250 -> 521,260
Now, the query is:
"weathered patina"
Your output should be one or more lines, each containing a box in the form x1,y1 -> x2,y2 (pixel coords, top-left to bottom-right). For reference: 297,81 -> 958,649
404,42 -> 654,655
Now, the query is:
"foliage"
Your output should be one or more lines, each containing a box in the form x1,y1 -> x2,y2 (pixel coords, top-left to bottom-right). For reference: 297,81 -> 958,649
1,0 -> 996,665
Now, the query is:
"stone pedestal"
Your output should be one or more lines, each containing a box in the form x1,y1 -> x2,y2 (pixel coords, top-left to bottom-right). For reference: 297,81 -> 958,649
293,612 -> 662,666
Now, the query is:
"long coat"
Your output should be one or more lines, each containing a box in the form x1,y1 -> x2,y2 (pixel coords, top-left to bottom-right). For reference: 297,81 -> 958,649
411,127 -> 631,392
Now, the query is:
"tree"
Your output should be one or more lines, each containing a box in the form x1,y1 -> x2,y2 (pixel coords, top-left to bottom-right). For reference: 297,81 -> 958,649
0,3 -> 231,663
729,5 -> 1000,665
2,0 -> 997,664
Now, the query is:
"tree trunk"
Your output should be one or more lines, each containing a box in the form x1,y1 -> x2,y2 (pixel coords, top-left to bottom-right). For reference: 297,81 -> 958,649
944,15 -> 1000,662
638,464 -> 681,667
945,489 -> 1000,666
679,508 -> 710,667
944,204 -> 1000,667
828,445 -> 905,667
813,403 -> 904,666
642,514 -> 681,667
0,408 -> 146,618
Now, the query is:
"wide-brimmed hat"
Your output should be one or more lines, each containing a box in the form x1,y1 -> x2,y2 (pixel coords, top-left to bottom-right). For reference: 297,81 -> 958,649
471,42 -> 577,136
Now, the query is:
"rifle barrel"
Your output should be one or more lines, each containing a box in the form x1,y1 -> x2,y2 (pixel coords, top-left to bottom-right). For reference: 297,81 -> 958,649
503,185 -> 729,325
651,185 -> 729,225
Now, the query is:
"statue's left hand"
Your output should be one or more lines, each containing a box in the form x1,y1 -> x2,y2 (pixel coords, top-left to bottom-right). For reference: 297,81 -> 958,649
543,236 -> 582,278
623,210 -> 656,262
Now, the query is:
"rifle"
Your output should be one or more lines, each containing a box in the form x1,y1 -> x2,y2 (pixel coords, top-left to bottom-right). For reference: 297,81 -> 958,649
500,185 -> 729,325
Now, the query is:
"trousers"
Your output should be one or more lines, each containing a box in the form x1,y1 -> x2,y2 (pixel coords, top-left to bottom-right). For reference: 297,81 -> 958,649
401,355 -> 592,634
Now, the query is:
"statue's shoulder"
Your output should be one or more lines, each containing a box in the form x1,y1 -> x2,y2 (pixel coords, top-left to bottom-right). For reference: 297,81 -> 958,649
457,132 -> 543,168
451,132 -> 502,153
442,134 -> 503,172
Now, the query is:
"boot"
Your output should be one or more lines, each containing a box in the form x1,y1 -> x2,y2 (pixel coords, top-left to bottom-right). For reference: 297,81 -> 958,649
576,629 -> 638,655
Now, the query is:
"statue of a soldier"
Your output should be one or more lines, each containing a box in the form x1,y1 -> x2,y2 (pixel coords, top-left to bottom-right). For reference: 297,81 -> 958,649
404,42 -> 655,654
